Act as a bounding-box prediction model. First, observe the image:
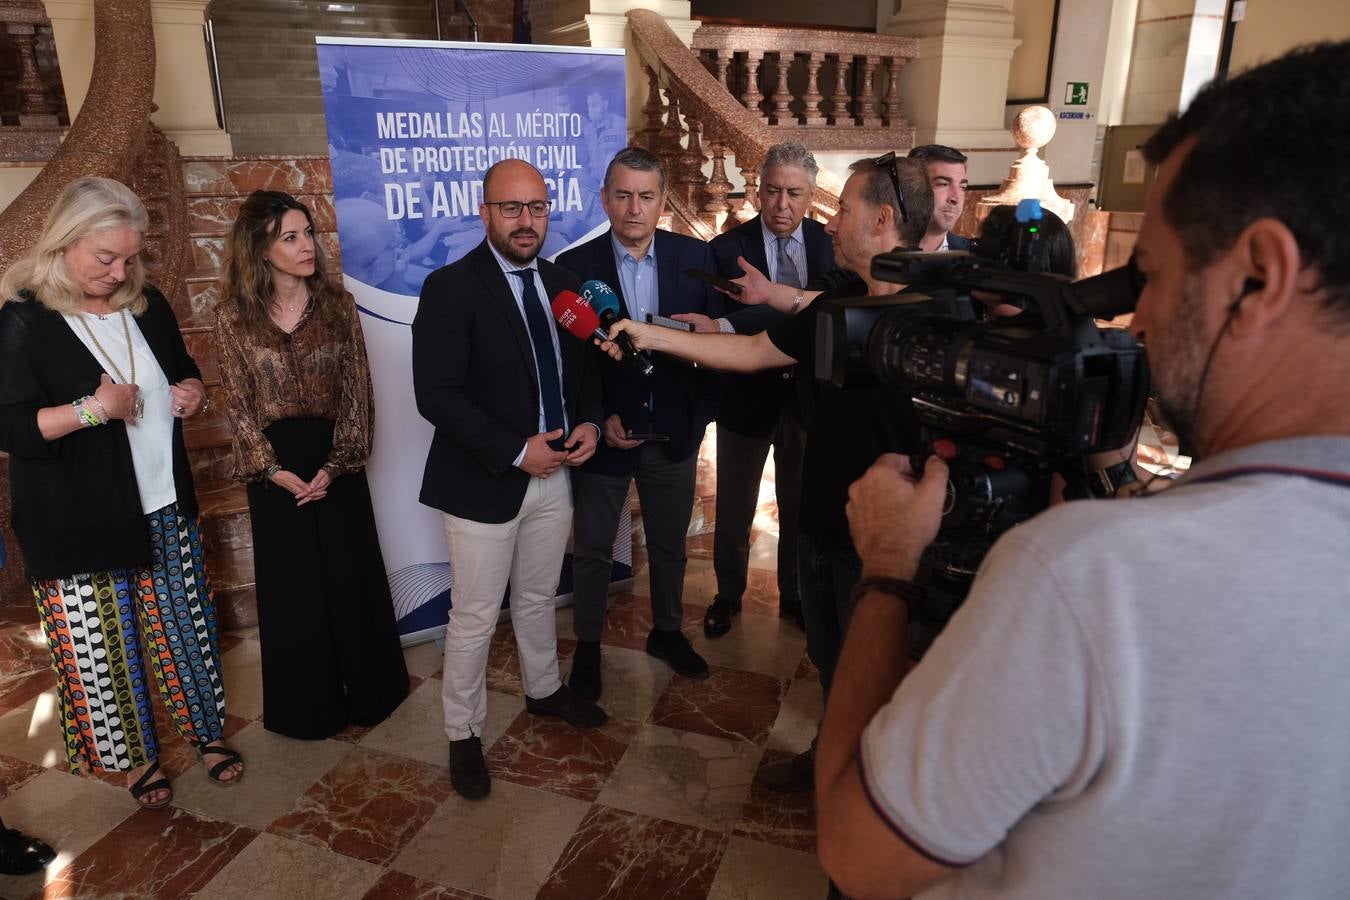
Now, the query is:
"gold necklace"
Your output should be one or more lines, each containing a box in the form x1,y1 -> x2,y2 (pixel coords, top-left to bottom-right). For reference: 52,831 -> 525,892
78,310 -> 144,417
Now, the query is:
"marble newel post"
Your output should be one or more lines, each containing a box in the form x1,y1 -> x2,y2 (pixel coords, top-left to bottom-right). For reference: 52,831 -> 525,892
44,0 -> 231,155
531,0 -> 701,138
884,0 -> 1021,151
976,106 -> 1074,224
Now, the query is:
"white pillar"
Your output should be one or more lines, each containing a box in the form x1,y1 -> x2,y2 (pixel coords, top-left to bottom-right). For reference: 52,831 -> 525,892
42,0 -> 231,155
884,0 -> 1022,150
149,0 -> 231,155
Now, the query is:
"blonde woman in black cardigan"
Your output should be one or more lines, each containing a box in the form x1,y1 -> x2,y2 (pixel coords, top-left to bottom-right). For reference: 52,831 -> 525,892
0,177 -> 243,809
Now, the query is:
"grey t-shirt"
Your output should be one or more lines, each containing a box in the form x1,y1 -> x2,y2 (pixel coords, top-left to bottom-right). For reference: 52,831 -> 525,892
861,436 -> 1350,899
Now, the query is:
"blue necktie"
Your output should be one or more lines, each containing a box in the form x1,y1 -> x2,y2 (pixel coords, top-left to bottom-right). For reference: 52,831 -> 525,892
509,269 -> 567,446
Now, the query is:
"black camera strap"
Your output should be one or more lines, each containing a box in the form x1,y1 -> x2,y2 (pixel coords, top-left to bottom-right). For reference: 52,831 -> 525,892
1176,464 -> 1350,492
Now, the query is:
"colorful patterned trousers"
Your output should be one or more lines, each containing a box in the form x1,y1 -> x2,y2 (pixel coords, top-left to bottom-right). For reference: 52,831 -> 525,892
30,503 -> 227,772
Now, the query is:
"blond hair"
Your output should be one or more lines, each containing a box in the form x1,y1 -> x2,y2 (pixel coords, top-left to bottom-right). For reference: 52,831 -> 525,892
0,176 -> 150,315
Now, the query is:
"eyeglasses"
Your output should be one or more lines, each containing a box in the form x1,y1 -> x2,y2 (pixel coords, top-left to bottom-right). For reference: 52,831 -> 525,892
871,152 -> 909,225
483,199 -> 552,218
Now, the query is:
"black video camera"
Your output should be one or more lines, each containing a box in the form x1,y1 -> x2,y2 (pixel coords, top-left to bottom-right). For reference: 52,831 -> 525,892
815,212 -> 1150,657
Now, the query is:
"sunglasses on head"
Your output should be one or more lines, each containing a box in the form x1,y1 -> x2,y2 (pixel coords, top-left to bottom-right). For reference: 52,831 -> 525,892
871,151 -> 909,225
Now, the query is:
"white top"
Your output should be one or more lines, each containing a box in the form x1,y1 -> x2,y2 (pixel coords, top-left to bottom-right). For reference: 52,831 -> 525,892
64,310 -> 177,514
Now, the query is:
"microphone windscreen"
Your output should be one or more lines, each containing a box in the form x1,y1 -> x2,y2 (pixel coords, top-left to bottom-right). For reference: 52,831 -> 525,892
550,290 -> 601,340
580,279 -> 622,317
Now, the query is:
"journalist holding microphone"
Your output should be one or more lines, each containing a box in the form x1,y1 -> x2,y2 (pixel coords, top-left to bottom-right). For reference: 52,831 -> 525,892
412,158 -> 607,801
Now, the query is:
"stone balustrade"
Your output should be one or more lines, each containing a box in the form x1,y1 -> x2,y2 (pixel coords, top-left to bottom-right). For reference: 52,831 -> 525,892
627,9 -> 849,237
692,23 -> 917,151
0,0 -> 67,161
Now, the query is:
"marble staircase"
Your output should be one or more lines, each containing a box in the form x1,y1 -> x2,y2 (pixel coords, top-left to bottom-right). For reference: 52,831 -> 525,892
208,0 -> 439,155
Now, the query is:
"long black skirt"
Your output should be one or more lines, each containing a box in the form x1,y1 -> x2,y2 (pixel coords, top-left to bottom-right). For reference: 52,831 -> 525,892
248,418 -> 409,739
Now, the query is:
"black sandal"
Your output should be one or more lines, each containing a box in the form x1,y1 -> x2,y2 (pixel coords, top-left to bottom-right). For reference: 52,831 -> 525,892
197,741 -> 244,785
128,760 -> 173,809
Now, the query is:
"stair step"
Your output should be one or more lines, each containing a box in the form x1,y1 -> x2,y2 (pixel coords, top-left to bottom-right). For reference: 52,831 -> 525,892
215,41 -> 321,62
212,14 -> 435,34
216,59 -> 324,79
212,0 -> 435,15
222,95 -> 327,116
220,76 -> 322,97
226,113 -> 330,135
230,133 -> 332,155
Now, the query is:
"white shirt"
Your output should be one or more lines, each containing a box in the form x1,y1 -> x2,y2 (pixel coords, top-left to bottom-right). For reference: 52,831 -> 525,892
64,310 -> 177,514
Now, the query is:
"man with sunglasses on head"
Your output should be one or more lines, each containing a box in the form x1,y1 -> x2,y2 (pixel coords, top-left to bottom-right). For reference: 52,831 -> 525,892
412,158 -> 608,802
595,154 -> 935,795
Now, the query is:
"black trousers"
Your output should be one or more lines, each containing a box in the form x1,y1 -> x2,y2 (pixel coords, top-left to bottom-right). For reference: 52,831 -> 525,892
713,401 -> 806,611
571,443 -> 699,643
248,419 -> 409,739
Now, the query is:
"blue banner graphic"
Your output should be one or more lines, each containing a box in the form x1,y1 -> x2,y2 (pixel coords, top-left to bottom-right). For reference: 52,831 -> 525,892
317,38 -> 631,643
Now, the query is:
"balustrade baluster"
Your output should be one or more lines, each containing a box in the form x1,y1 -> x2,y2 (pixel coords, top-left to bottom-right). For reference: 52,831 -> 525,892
677,106 -> 709,209
712,50 -> 731,93
829,54 -> 853,126
638,66 -> 665,151
733,165 -> 760,225
883,56 -> 905,126
657,88 -> 685,174
6,22 -> 59,125
771,52 -> 794,125
859,55 -> 882,127
703,136 -> 734,229
740,51 -> 766,120
802,51 -> 826,126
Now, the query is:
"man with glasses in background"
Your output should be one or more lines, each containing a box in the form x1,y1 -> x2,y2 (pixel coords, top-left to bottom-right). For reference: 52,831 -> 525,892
590,154 -> 934,794
413,158 -> 608,802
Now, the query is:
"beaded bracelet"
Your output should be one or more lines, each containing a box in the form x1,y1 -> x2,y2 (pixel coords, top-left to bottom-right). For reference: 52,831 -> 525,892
72,396 -> 105,428
87,394 -> 110,423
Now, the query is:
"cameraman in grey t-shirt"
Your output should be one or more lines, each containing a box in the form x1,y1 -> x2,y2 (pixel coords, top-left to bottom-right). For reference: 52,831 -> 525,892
816,42 -> 1350,900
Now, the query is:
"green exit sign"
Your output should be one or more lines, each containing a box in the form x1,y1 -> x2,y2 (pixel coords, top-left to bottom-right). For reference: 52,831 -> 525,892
1065,82 -> 1090,105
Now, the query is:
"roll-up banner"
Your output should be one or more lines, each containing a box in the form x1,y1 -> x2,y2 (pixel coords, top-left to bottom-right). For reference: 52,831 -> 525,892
316,37 -> 632,645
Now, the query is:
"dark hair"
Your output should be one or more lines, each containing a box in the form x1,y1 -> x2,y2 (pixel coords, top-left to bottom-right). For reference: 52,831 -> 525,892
848,156 -> 932,247
1143,41 -> 1350,321
604,145 -> 666,192
977,204 -> 1077,278
221,190 -> 345,337
907,144 -> 969,167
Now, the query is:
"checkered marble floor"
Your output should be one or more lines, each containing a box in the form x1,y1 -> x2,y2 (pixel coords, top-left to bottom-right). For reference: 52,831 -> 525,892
0,520 -> 828,899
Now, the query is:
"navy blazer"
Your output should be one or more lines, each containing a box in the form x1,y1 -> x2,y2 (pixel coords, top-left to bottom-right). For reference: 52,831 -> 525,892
412,240 -> 603,523
709,215 -> 835,436
948,232 -> 972,251
556,228 -> 725,476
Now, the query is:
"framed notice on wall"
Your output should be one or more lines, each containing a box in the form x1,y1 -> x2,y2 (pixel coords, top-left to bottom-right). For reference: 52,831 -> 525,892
1007,0 -> 1063,105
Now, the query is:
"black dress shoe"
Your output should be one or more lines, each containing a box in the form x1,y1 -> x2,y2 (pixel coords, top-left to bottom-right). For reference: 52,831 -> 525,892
703,594 -> 741,639
526,684 -> 608,728
568,640 -> 602,701
0,820 -> 55,876
448,736 -> 490,800
755,748 -> 815,793
646,628 -> 710,679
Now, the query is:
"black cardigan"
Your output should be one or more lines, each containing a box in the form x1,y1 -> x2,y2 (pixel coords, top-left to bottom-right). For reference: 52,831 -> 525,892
0,286 -> 202,579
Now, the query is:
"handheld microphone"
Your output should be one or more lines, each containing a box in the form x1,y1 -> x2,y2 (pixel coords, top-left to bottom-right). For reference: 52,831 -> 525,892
551,290 -> 654,377
580,280 -> 625,330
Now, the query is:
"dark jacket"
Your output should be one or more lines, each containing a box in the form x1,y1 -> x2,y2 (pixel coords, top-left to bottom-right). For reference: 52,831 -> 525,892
0,286 -> 202,578
948,232 -> 972,250
412,240 -> 603,523
709,215 -> 835,436
556,228 -> 725,476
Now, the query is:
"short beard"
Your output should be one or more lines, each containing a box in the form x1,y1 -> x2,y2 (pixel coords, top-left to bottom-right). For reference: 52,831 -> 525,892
490,228 -> 541,266
1152,272 -> 1208,454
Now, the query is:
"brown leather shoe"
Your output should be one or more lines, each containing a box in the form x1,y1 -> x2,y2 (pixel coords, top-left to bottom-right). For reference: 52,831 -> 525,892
755,748 -> 814,793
